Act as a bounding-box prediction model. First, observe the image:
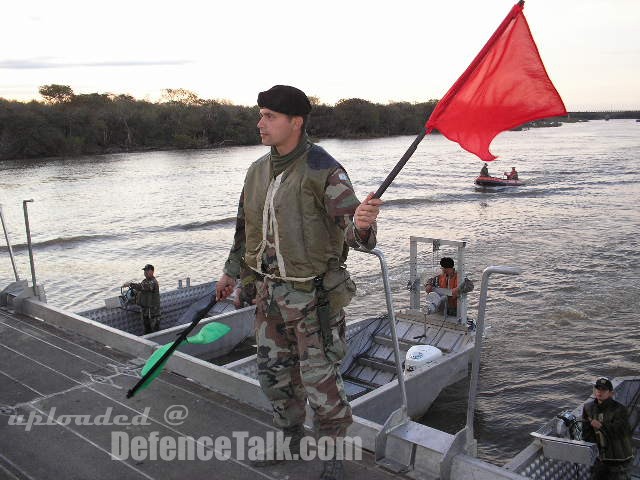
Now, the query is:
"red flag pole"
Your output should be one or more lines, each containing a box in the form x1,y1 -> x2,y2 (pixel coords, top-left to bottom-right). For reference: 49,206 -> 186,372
373,0 -> 526,199
373,130 -> 426,198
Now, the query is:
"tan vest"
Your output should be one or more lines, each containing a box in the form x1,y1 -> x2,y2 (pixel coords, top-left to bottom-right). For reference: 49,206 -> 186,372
243,145 -> 348,281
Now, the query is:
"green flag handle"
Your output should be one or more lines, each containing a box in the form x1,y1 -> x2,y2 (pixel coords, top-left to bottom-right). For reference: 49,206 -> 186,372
126,291 -> 221,398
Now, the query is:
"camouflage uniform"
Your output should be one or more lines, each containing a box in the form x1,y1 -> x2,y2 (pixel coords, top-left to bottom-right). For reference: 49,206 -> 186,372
224,135 -> 376,437
130,277 -> 161,333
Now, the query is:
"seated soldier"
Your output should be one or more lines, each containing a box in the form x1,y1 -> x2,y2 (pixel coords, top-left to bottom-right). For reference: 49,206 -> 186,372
505,167 -> 519,180
424,257 -> 473,317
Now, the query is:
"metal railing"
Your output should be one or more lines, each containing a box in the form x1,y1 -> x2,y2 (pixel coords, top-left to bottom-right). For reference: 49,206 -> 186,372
0,204 -> 20,281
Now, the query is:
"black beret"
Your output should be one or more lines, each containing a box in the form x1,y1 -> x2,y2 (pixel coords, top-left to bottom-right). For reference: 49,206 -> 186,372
440,257 -> 454,268
257,85 -> 312,116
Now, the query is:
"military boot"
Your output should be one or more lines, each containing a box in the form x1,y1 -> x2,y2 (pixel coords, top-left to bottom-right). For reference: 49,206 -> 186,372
250,425 -> 304,467
320,458 -> 345,480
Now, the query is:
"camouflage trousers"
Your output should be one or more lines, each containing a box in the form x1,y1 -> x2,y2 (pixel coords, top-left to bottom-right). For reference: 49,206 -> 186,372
141,309 -> 160,334
255,279 -> 352,438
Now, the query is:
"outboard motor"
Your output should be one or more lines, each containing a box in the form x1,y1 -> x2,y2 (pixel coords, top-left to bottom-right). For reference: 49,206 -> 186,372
120,285 -> 137,309
404,345 -> 443,374
555,410 -> 582,440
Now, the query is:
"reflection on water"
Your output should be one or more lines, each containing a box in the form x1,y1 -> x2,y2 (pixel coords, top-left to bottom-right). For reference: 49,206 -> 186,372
1,120 -> 639,464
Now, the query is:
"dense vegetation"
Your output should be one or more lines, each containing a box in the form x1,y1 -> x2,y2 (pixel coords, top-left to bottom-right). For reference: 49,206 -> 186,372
1,85 -> 638,161
0,85 -> 438,161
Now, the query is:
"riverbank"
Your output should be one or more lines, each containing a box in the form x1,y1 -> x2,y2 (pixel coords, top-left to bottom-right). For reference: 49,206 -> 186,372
3,87 -> 637,162
0,115 -> 613,164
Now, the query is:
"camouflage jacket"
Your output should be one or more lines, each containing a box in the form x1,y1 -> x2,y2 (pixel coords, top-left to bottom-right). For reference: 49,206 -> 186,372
130,277 -> 160,313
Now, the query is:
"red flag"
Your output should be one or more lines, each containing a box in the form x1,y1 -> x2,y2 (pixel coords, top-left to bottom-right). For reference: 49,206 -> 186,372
425,1 -> 566,161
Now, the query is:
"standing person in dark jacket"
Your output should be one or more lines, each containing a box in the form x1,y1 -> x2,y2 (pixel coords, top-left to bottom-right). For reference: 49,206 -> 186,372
124,264 -> 161,334
582,377 -> 634,480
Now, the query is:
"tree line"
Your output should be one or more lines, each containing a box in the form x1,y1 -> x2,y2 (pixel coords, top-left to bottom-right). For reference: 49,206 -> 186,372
0,85 -> 439,161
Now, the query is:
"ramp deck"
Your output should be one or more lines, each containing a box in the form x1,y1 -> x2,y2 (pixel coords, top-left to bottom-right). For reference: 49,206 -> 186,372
0,308 -> 410,480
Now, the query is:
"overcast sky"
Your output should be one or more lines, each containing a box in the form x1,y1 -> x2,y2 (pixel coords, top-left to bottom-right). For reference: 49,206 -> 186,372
2,0 -> 639,110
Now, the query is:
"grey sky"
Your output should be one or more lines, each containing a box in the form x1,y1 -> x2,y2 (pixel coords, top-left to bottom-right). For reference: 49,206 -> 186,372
2,0 -> 639,110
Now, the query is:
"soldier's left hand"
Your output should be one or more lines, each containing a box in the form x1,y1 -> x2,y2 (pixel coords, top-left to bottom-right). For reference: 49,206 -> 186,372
232,287 -> 243,309
355,192 -> 383,231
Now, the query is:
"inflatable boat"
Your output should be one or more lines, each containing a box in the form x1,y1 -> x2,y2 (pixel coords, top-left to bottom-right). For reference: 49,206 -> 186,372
474,175 -> 524,187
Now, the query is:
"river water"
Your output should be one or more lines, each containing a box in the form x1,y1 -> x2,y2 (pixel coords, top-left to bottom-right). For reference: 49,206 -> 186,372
1,120 -> 639,465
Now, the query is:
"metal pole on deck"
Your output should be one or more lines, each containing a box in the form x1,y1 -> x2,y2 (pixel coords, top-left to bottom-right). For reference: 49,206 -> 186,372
465,265 -> 521,454
22,200 -> 37,296
372,248 -> 409,414
0,204 -> 20,281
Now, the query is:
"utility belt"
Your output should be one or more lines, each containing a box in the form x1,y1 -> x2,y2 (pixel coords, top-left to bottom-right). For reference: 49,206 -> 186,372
260,263 -> 356,351
255,269 -> 315,292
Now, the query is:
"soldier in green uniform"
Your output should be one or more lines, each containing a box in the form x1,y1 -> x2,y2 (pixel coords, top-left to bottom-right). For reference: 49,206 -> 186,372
216,85 -> 382,480
124,264 -> 161,334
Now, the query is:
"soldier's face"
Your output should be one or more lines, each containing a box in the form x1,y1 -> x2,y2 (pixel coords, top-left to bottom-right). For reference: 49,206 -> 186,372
144,269 -> 153,279
594,387 -> 613,403
257,108 -> 301,152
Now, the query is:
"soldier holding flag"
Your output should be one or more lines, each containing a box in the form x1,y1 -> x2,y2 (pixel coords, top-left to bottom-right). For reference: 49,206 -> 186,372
216,85 -> 382,480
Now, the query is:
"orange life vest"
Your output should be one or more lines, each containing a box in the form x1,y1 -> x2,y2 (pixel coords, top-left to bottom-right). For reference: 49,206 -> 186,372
435,272 -> 458,311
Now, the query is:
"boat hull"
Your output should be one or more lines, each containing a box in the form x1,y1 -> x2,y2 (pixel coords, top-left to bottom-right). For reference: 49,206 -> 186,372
225,309 -> 475,424
78,282 -> 255,360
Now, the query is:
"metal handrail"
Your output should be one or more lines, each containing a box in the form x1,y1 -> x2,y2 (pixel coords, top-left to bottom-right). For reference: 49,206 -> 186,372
369,247 -> 409,413
0,204 -> 20,281
353,246 -> 412,467
465,265 -> 522,453
22,200 -> 37,296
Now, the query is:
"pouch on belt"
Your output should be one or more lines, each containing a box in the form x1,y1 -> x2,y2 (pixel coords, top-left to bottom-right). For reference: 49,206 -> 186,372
323,266 -> 356,318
